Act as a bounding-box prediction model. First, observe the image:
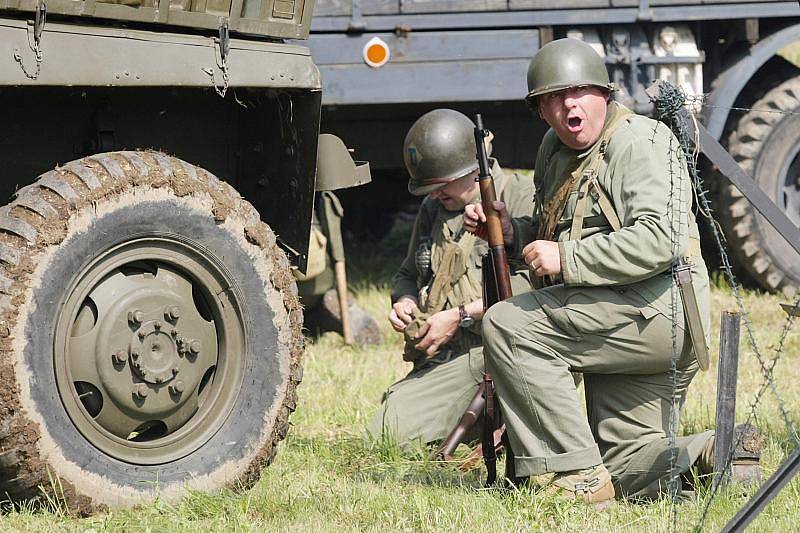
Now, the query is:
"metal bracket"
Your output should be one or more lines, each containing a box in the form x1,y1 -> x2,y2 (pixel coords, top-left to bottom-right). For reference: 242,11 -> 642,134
347,0 -> 366,33
202,22 -> 231,98
636,0 -> 652,21
13,1 -> 46,80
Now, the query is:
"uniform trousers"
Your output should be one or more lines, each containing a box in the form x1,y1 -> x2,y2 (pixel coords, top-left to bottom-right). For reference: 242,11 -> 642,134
370,346 -> 484,446
482,283 -> 713,498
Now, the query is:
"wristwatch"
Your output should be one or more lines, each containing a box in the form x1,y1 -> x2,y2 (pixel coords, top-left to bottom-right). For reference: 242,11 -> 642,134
458,305 -> 475,328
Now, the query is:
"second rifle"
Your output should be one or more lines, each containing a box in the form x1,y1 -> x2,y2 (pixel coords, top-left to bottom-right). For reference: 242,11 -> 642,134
435,114 -> 514,485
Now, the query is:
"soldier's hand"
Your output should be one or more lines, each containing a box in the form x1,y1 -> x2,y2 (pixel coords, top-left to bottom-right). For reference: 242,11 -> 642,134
522,240 -> 561,277
463,201 -> 513,245
414,308 -> 460,357
389,296 -> 419,332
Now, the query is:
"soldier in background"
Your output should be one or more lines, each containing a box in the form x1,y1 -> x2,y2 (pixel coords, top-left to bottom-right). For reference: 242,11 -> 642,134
295,135 -> 381,346
370,109 -> 534,446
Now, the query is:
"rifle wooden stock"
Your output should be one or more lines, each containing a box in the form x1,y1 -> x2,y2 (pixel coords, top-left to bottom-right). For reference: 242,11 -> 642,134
483,371 -> 498,485
436,382 -> 486,460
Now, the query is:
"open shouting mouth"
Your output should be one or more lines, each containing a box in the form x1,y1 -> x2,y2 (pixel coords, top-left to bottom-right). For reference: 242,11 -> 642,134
567,115 -> 584,133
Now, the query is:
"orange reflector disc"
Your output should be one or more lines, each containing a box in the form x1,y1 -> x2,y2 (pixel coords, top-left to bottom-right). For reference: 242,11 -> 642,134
363,36 -> 390,68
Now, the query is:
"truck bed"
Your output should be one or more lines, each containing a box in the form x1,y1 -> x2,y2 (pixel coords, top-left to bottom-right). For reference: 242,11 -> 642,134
0,0 -> 313,39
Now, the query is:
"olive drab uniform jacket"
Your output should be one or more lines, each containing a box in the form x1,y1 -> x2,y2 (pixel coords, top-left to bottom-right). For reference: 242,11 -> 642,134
481,102 -> 714,497
392,160 -> 534,363
511,101 -> 711,341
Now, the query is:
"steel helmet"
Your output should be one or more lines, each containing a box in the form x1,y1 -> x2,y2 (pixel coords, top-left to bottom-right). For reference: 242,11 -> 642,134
403,109 -> 483,196
315,134 -> 371,192
525,38 -> 613,106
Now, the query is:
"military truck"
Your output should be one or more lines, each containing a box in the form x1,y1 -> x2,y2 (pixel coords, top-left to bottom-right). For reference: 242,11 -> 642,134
0,0 -> 364,514
309,0 -> 800,296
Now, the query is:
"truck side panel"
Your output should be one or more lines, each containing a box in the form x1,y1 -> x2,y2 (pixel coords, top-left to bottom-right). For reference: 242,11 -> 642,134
314,0 -> 398,15
2,0 -> 313,39
0,20 -> 321,87
400,0 -> 506,13
308,29 -> 538,104
314,0 -> 781,16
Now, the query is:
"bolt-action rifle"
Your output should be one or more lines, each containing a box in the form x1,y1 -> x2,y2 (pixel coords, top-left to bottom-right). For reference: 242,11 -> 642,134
435,114 -> 513,486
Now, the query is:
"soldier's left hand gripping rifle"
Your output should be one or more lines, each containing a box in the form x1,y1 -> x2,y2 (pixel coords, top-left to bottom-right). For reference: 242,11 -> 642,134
435,114 -> 513,486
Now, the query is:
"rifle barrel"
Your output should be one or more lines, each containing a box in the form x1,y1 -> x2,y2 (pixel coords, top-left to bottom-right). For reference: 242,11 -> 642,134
474,114 -> 513,301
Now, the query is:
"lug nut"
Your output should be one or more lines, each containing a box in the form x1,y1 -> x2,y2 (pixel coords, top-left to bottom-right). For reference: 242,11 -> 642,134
189,340 -> 201,355
165,306 -> 181,321
112,350 -> 128,365
169,380 -> 185,395
138,331 -> 146,340
128,310 -> 144,325
172,365 -> 179,375
132,383 -> 149,399
154,321 -> 163,330
131,348 -> 140,359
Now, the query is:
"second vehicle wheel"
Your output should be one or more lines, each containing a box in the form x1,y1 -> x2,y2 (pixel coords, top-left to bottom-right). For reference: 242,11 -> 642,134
718,77 -> 800,296
0,151 -> 303,514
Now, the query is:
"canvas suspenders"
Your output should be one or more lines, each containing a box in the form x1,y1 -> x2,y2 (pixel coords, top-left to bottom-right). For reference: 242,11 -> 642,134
567,113 -> 710,370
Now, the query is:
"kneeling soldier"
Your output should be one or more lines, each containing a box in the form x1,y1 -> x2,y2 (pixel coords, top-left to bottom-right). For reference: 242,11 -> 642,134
370,109 -> 534,446
465,39 -> 751,503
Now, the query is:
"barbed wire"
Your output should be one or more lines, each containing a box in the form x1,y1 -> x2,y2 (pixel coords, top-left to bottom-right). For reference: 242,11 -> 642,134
650,81 -> 799,532
666,128 -> 682,532
648,91 -> 800,118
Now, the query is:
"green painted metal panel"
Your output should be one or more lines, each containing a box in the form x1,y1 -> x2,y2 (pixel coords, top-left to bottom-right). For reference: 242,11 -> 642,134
1,0 -> 313,38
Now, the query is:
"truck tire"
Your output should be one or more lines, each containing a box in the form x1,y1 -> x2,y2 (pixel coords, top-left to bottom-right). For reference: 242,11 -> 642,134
718,77 -> 800,296
0,151 -> 303,514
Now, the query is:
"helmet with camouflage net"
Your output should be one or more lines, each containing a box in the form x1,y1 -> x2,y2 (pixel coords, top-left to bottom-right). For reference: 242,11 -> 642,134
525,38 -> 613,106
403,109 -> 484,196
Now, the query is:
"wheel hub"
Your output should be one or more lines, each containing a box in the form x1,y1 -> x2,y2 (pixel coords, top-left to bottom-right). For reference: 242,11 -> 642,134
129,319 -> 180,384
96,290 -> 209,422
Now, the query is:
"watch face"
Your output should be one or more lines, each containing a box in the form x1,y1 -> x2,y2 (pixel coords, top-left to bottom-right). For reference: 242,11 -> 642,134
460,316 -> 475,328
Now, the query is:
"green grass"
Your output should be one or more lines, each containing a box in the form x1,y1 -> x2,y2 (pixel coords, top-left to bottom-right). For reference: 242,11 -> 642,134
1,221 -> 799,531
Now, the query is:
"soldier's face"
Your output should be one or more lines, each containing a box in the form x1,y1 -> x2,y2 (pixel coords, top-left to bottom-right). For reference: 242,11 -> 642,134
429,170 -> 479,211
537,86 -> 610,150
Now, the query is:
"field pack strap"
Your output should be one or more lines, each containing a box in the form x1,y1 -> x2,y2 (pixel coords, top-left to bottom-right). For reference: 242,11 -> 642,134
569,172 -> 622,241
537,165 -> 583,241
568,107 -> 632,241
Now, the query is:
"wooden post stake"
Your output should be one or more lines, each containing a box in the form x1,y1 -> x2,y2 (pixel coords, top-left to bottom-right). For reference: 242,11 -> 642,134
335,260 -> 354,345
714,310 -> 741,486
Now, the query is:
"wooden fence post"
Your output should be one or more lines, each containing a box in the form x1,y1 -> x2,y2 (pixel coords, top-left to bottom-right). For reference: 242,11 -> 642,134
714,310 -> 741,485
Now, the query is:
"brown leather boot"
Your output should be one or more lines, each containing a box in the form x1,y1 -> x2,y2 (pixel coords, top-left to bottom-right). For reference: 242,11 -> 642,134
698,423 -> 763,485
547,464 -> 616,506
